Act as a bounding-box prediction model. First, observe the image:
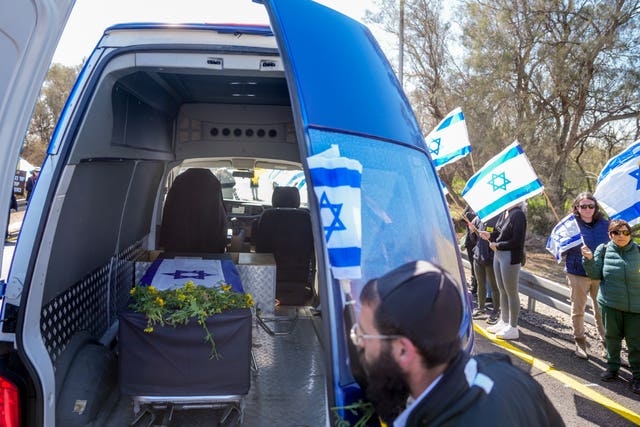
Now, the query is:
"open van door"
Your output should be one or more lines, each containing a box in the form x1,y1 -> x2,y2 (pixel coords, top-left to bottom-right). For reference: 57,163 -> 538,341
263,0 -> 472,420
0,0 -> 76,259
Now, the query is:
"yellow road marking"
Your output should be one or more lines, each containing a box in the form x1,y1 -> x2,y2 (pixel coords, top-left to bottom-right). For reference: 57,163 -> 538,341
474,323 -> 640,425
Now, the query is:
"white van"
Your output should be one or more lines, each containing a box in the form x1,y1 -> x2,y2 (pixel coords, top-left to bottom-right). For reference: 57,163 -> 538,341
0,1 -> 473,425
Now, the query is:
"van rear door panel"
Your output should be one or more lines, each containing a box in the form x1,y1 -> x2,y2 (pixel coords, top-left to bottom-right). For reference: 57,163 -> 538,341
264,0 -> 469,416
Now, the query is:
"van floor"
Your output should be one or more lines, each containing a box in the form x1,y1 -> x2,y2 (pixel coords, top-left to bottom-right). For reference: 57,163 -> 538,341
103,307 -> 327,426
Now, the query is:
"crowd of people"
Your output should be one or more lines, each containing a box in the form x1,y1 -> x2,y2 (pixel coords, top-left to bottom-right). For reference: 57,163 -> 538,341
459,192 -> 640,397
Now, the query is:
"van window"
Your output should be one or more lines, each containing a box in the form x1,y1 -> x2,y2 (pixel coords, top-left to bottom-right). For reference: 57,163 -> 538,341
308,128 -> 459,284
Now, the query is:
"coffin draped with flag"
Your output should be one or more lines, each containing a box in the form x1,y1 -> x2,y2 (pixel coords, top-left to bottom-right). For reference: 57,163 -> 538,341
462,141 -> 543,222
594,140 -> 640,227
119,255 -> 251,397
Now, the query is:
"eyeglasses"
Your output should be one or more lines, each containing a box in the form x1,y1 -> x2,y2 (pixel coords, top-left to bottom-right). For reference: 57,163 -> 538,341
578,204 -> 595,210
610,230 -> 631,236
350,323 -> 400,346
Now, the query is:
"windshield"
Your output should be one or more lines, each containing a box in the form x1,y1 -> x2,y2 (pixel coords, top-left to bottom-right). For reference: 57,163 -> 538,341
210,167 -> 308,207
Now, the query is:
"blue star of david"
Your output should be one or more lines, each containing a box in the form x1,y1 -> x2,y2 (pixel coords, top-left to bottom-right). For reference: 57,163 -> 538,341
319,192 -> 346,241
488,172 -> 511,192
630,168 -> 640,191
163,270 -> 213,280
428,137 -> 442,156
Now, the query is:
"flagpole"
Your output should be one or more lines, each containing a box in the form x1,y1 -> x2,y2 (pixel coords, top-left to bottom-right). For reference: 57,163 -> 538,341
543,190 -> 560,223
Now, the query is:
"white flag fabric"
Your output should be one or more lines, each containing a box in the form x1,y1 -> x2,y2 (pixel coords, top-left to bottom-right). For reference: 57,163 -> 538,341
546,214 -> 583,263
594,140 -> 640,227
307,145 -> 362,280
462,141 -> 543,222
426,107 -> 472,169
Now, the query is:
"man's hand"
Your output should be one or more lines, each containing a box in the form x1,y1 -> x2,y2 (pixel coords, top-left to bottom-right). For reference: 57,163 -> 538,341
581,245 -> 593,260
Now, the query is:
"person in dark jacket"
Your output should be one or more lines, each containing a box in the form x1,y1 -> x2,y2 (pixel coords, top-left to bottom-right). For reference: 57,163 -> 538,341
561,192 -> 608,359
25,167 -> 39,202
354,260 -> 564,426
468,215 -> 500,322
480,203 -> 527,340
461,206 -> 478,294
582,219 -> 640,393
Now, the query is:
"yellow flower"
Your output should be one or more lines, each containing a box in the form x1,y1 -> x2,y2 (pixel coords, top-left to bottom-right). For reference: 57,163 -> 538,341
155,297 -> 165,306
148,285 -> 157,294
221,284 -> 232,292
130,288 -> 136,295
178,294 -> 186,301
144,326 -> 154,333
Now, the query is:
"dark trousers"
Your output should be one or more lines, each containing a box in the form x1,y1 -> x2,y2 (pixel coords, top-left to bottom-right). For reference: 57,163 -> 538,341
600,303 -> 640,378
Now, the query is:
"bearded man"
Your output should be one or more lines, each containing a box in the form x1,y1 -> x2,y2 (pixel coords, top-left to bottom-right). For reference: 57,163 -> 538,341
353,260 -> 564,426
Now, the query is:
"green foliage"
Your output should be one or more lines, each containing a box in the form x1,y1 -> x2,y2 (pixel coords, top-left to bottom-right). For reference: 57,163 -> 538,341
331,400 -> 377,427
23,62 -> 81,166
525,195 -> 558,236
129,281 -> 254,359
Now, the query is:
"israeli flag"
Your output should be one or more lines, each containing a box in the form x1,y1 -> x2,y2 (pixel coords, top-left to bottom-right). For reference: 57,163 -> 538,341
546,214 -> 583,263
594,140 -> 640,227
307,145 -> 362,280
462,141 -> 543,222
426,107 -> 472,169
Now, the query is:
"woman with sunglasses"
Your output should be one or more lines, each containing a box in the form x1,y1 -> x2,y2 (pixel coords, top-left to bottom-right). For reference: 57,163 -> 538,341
582,219 -> 640,394
562,192 -> 609,359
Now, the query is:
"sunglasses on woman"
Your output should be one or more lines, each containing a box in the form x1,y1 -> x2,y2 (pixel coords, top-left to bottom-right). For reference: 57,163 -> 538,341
610,230 -> 631,236
578,204 -> 595,209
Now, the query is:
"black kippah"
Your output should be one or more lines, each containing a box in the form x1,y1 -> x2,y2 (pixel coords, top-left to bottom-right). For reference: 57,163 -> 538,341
375,260 -> 463,345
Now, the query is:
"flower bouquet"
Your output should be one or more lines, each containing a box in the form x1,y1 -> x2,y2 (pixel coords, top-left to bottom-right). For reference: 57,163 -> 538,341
119,280 -> 255,397
128,280 -> 254,359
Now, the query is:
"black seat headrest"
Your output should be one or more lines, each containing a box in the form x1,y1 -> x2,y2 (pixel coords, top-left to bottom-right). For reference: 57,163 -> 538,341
272,186 -> 300,208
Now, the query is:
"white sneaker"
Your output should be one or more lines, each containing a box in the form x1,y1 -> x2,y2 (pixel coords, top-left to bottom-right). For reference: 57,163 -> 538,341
487,320 -> 506,333
496,325 -> 519,340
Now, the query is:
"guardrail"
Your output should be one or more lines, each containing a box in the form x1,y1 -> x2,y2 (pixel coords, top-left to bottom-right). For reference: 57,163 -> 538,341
461,256 -> 597,326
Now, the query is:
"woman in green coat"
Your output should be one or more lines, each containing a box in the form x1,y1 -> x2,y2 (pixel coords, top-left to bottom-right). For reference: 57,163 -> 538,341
582,219 -> 640,394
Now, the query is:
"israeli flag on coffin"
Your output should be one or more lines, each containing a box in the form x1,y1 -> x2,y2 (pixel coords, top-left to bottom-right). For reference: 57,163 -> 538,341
546,214 -> 583,263
307,145 -> 362,280
426,107 -> 472,169
594,140 -> 640,227
462,141 -> 543,222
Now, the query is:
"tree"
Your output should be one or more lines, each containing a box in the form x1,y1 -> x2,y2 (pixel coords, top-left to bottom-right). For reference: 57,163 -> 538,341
367,0 -> 470,206
22,63 -> 82,166
461,0 -> 640,211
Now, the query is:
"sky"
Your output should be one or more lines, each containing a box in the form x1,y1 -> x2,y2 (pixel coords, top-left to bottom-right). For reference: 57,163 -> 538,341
53,0 -> 382,66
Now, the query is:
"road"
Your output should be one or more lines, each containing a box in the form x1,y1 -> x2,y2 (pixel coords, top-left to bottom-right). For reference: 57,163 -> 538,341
473,305 -> 640,426
1,209 -> 639,425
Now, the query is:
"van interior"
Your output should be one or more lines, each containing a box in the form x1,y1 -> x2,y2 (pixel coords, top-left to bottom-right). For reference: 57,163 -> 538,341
31,42 -> 331,426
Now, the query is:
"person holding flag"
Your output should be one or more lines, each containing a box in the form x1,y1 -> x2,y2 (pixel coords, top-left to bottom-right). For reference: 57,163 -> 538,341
462,141 -> 543,339
554,192 -> 608,359
480,203 -> 527,340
